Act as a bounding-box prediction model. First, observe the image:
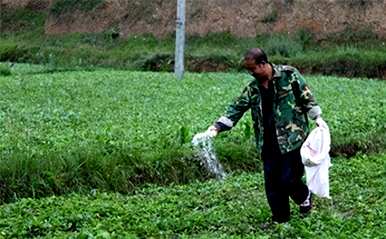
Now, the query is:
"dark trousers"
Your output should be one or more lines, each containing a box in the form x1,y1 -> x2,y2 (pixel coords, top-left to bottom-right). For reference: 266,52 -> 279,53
262,144 -> 309,223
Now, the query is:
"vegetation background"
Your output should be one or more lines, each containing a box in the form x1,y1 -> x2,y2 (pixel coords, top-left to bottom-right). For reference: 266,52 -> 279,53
0,0 -> 385,238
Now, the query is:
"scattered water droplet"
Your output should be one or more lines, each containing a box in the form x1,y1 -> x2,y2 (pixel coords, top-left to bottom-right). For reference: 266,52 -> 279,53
192,133 -> 226,180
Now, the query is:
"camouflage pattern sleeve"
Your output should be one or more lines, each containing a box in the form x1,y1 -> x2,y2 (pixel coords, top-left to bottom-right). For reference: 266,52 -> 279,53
291,70 -> 322,120
214,86 -> 252,132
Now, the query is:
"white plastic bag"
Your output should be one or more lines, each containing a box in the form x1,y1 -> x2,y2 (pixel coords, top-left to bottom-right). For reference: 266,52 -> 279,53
301,126 -> 332,199
304,154 -> 332,198
301,126 -> 330,166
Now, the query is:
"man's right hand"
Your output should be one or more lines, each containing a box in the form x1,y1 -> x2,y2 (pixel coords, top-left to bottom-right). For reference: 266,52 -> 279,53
192,125 -> 219,145
206,125 -> 219,138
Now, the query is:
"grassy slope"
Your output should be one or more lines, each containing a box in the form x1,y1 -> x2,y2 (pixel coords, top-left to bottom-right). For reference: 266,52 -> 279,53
0,69 -> 385,203
0,153 -> 385,238
2,31 -> 386,77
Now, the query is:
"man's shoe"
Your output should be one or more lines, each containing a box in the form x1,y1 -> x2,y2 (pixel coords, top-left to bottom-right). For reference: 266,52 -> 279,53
299,192 -> 312,216
259,219 -> 287,230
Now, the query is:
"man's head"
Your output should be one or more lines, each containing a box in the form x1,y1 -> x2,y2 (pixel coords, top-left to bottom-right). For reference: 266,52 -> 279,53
243,48 -> 272,80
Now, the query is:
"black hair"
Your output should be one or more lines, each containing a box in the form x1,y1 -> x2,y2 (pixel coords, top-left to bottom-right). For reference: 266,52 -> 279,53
244,48 -> 268,64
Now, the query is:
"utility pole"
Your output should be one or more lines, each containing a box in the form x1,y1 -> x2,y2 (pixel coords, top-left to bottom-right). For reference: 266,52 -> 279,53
0,0 -> 3,33
175,0 -> 185,80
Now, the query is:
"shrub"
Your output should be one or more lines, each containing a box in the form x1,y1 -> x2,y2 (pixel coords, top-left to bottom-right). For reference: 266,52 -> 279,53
188,32 -> 238,47
294,28 -> 315,49
0,64 -> 12,76
0,43 -> 31,62
326,26 -> 379,44
133,53 -> 174,72
261,9 -> 279,23
0,8 -> 46,32
289,47 -> 386,78
263,34 -> 304,57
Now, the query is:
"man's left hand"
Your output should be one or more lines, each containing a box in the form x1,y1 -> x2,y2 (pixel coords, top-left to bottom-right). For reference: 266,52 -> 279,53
316,117 -> 328,129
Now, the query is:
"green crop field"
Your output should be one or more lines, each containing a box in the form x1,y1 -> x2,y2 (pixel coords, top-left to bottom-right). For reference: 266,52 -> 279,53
0,67 -> 385,237
0,67 -> 385,200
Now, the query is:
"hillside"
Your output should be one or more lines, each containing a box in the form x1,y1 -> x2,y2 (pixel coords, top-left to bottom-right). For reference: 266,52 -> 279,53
1,0 -> 386,38
1,1 -> 386,78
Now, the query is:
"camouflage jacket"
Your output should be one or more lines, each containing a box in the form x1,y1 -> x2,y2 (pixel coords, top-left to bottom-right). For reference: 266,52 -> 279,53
215,64 -> 322,154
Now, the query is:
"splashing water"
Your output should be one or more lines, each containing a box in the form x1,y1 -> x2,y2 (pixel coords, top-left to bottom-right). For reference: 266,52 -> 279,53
192,133 -> 226,180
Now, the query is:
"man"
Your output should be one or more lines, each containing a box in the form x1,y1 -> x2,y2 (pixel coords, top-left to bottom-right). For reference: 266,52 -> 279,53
201,48 -> 326,223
